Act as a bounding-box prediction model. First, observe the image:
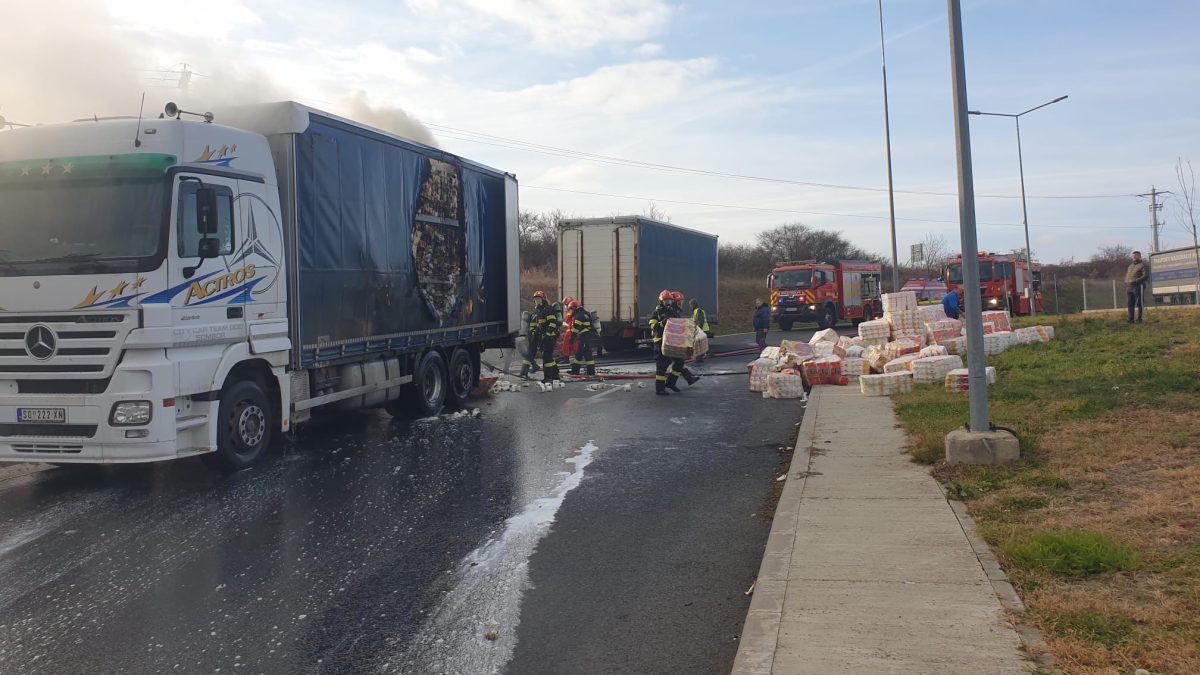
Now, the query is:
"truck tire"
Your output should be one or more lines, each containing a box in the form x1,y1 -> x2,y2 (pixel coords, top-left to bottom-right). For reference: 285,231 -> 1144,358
447,347 -> 475,409
819,304 -> 838,329
204,380 -> 272,472
399,350 -> 447,418
778,319 -> 794,331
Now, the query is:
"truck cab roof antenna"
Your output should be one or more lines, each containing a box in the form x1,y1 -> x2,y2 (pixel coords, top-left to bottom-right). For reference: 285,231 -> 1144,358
133,93 -> 145,148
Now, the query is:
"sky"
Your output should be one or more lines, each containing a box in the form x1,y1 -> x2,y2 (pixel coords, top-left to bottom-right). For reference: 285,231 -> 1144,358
4,0 -> 1199,264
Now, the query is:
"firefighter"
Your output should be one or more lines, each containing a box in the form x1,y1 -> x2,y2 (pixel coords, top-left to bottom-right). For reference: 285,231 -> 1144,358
519,308 -> 541,378
568,300 -> 597,376
531,290 -> 560,382
649,289 -> 675,395
665,291 -> 699,391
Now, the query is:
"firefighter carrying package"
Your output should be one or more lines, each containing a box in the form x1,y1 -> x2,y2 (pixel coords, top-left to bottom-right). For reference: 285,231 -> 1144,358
661,317 -> 696,358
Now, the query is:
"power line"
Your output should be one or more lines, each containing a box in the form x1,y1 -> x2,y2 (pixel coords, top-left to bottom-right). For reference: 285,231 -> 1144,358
428,123 -> 1134,201
523,184 -> 1145,230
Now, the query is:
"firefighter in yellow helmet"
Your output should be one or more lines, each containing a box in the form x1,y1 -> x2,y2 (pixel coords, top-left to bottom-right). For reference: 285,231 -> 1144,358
530,291 -> 560,382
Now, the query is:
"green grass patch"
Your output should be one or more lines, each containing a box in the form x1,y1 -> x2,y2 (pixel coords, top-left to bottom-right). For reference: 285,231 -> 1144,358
1039,610 -> 1135,649
1002,530 -> 1140,577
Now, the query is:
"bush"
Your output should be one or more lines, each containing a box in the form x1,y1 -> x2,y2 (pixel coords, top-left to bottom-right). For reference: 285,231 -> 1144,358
1002,530 -> 1139,577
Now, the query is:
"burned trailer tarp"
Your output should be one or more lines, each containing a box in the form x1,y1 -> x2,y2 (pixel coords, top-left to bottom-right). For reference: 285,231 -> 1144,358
265,109 -> 516,367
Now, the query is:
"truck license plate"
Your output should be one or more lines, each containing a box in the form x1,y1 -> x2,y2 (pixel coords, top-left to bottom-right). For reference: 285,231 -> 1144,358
17,408 -> 66,424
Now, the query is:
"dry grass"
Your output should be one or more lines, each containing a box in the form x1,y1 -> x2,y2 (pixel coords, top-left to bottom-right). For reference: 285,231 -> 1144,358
894,311 -> 1200,674
519,266 -> 558,311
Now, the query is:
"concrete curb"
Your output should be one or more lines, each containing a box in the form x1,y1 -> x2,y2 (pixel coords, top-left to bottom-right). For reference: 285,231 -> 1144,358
944,494 -> 1058,673
730,387 -> 822,675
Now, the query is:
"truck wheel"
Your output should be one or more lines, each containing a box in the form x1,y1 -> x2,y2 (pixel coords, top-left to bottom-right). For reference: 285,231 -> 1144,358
819,304 -> 838,329
778,319 -> 794,331
399,350 -> 447,418
204,380 -> 272,472
447,347 -> 475,409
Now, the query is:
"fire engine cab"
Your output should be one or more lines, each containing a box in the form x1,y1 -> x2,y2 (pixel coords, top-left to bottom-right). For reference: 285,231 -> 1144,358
944,252 -> 1043,316
767,260 -> 882,330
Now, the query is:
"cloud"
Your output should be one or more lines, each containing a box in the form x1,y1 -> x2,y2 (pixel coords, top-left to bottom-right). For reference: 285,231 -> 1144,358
407,0 -> 674,53
632,43 -> 665,57
506,58 -> 720,115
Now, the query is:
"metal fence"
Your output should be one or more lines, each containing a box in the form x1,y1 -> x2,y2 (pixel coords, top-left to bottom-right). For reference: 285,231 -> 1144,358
1043,276 -> 1199,314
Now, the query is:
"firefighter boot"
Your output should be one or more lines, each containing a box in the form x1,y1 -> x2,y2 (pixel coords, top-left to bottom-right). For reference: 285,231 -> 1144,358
655,375 -> 670,395
519,362 -> 531,378
684,370 -> 700,386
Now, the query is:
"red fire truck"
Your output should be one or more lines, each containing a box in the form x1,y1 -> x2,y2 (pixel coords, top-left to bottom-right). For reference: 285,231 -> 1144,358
767,260 -> 883,330
943,252 -> 1044,315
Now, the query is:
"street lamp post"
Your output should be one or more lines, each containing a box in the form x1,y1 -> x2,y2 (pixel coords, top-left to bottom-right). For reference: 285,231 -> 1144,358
877,0 -> 900,293
969,95 -> 1068,318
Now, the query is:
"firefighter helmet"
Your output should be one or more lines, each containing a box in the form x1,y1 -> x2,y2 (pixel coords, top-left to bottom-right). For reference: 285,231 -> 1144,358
567,299 -> 581,311
532,290 -> 547,301
658,289 -> 672,302
671,291 -> 684,303
562,295 -> 575,307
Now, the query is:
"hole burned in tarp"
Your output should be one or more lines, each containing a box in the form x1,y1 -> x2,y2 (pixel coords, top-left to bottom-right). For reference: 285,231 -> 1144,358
413,158 -> 465,324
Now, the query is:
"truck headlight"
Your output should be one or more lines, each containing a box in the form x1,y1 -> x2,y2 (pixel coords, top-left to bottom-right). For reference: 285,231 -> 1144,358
988,298 -> 999,306
809,304 -> 817,310
111,401 -> 153,426
771,306 -> 778,312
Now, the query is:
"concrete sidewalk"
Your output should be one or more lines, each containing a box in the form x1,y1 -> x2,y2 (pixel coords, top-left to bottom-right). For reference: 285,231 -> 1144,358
733,386 -> 1032,674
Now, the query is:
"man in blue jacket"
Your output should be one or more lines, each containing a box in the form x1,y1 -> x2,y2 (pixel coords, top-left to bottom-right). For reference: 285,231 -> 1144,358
941,289 -> 962,320
753,298 -> 771,349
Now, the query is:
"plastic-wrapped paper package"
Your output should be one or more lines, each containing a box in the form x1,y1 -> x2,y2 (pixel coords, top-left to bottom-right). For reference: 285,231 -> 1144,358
881,291 -> 918,313
926,319 -> 963,343
780,340 -> 815,361
884,338 -> 920,360
809,328 -> 840,345
662,317 -> 696,358
939,337 -> 967,355
841,356 -> 867,379
981,310 -> 1012,333
749,357 -> 777,392
861,336 -> 889,348
803,356 -> 844,385
767,371 -> 806,399
692,327 -> 710,357
918,304 -> 949,325
912,355 -> 964,384
883,354 -> 922,373
918,344 -> 948,358
858,319 -> 891,341
812,341 -> 836,357
864,345 -> 888,373
833,336 -> 855,358
1034,325 -> 1055,342
983,331 -> 1013,355
849,336 -> 866,348
760,346 -> 782,360
1012,327 -> 1040,345
845,345 -> 866,358
860,371 -> 914,396
886,310 -> 923,336
894,332 -> 927,348
945,366 -> 997,392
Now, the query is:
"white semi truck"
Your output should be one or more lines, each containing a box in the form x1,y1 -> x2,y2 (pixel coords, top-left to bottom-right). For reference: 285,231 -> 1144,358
0,102 -> 521,470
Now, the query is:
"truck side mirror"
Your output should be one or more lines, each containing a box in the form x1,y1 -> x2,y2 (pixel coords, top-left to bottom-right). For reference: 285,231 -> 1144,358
196,187 -> 219,235
197,237 -> 221,259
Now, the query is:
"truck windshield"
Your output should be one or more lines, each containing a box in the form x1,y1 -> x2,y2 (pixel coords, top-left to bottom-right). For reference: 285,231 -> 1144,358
945,262 -> 994,283
773,269 -> 812,290
0,154 -> 171,273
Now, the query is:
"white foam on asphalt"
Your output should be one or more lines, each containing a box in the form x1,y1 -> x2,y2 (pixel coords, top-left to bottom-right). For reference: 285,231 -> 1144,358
388,442 -> 599,674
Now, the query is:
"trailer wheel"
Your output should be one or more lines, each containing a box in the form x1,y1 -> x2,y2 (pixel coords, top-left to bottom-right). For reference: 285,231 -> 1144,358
204,380 -> 272,472
447,347 -> 475,409
396,350 -> 447,418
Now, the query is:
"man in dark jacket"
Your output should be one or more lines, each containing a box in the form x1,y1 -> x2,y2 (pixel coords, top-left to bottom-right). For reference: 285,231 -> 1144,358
1125,250 -> 1148,324
753,298 -> 771,349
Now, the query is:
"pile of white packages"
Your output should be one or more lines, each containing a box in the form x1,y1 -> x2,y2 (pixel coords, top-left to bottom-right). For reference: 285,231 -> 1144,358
860,371 -> 913,396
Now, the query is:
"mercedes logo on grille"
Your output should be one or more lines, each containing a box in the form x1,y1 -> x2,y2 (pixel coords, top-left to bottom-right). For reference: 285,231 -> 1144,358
24,325 -> 58,360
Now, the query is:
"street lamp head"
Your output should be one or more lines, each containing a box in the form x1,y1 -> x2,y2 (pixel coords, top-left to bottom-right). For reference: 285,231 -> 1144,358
1052,95 -> 1069,103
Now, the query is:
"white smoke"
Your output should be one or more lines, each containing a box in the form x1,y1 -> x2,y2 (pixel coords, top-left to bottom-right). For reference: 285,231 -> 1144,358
0,0 -> 435,145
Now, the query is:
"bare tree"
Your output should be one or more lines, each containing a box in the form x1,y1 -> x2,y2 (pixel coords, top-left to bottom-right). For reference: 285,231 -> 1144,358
642,202 -> 672,223
518,209 -> 566,271
755,223 -> 874,264
1175,158 -> 1200,304
917,233 -> 951,278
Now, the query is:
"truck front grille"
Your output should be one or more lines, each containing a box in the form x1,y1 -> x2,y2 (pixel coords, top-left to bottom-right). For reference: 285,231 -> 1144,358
0,312 -> 134,380
0,424 -> 98,438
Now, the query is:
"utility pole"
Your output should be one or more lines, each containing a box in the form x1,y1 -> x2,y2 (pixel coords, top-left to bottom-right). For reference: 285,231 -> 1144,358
877,0 -> 900,293
1137,186 -> 1170,252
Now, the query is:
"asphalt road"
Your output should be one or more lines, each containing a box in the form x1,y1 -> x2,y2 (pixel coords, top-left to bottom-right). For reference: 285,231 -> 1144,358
0,331 -> 819,674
